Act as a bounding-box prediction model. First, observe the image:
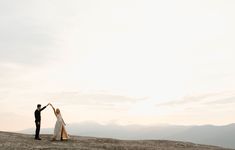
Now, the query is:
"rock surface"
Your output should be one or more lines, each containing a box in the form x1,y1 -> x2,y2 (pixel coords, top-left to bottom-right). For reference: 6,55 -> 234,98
0,131 -> 232,150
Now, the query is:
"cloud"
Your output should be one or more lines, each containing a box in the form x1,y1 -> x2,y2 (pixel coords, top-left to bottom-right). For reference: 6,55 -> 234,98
50,91 -> 148,106
204,96 -> 235,105
157,91 -> 235,107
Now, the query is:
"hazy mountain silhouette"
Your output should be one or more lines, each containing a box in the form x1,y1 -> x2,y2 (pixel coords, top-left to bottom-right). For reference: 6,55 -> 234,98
20,122 -> 235,149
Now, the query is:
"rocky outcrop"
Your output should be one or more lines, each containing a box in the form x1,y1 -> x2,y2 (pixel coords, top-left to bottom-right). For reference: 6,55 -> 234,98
0,131 -> 231,150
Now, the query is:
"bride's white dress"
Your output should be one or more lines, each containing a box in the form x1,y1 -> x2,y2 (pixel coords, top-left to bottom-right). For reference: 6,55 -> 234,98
53,114 -> 69,140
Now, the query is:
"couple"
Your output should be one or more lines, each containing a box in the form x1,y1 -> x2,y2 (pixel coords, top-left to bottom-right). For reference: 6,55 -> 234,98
34,103 -> 69,141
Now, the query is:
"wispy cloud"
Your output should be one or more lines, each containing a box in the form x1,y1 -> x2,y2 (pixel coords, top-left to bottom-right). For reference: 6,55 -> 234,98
157,91 -> 235,107
204,96 -> 235,105
50,91 -> 148,106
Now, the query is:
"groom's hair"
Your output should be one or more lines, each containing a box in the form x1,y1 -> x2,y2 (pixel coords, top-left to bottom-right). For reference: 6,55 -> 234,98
37,104 -> 41,108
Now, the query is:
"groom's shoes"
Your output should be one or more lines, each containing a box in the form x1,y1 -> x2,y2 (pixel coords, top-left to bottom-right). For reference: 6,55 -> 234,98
35,138 -> 41,140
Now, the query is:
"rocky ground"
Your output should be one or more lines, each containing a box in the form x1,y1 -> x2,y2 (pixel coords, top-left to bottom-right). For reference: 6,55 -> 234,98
0,131 -> 232,150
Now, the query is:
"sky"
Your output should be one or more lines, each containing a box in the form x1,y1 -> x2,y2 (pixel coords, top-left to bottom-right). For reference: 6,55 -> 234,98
1,0 -> 235,131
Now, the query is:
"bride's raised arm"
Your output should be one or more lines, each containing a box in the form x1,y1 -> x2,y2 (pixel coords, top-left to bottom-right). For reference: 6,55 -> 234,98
49,103 -> 57,116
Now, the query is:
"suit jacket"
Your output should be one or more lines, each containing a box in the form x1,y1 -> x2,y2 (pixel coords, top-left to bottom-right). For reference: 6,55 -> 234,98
34,106 -> 46,122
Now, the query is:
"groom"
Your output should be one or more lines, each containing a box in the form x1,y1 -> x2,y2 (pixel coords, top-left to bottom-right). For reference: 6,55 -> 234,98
34,103 -> 49,140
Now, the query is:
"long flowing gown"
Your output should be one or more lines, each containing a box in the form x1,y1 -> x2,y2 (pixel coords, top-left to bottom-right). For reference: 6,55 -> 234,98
53,113 -> 69,140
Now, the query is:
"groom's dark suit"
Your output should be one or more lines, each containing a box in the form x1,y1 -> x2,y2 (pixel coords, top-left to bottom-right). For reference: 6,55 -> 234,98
34,106 -> 47,139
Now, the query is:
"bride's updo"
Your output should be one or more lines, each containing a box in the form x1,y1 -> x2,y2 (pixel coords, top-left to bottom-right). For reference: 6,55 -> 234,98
56,108 -> 60,114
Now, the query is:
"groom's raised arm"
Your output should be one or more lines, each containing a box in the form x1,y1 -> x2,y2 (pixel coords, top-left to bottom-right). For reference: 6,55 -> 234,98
40,106 -> 46,111
40,104 -> 49,111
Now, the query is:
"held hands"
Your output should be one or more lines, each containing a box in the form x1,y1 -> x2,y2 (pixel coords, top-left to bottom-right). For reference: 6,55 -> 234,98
48,103 -> 54,108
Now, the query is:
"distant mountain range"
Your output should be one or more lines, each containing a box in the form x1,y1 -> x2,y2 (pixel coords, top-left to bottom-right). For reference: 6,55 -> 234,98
20,122 -> 235,149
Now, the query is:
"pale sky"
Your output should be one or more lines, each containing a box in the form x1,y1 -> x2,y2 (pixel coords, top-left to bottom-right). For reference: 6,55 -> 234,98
1,0 -> 235,131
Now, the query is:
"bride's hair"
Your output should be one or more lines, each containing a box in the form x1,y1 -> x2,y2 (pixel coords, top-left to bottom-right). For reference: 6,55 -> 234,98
56,108 -> 60,114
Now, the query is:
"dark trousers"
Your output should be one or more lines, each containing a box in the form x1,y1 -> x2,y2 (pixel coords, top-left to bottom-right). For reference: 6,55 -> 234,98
35,121 -> 41,139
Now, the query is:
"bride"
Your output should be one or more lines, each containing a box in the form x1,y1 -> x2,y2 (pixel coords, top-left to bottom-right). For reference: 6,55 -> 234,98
49,103 -> 69,141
